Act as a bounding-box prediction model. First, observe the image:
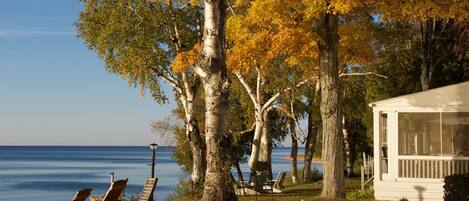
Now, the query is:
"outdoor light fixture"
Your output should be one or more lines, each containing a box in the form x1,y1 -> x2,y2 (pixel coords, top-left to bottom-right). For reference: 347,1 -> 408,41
149,143 -> 158,201
149,143 -> 158,178
149,142 -> 158,152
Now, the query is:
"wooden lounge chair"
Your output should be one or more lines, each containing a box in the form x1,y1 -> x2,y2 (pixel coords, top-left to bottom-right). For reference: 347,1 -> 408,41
272,170 -> 286,193
138,177 -> 158,201
235,170 -> 287,196
71,188 -> 92,201
237,172 -> 273,195
91,179 -> 128,201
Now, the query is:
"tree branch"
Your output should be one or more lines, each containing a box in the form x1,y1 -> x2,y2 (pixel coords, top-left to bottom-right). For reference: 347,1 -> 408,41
127,5 -> 144,22
271,104 -> 305,143
255,66 -> 261,104
193,65 -> 207,79
237,123 -> 256,136
339,72 -> 388,79
149,66 -> 183,95
261,76 -> 316,113
289,97 -> 307,143
235,72 -> 258,106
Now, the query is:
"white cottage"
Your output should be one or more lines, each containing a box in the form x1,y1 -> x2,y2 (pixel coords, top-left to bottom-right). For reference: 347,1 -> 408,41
369,81 -> 469,201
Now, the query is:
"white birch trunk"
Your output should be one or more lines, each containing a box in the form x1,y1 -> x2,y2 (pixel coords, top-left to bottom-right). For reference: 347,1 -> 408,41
258,111 -> 272,178
198,0 -> 237,200
342,116 -> 352,177
247,110 -> 263,171
290,119 -> 299,184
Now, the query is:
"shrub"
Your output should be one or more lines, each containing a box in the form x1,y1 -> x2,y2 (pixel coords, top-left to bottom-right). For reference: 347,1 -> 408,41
346,189 -> 374,200
174,178 -> 203,198
284,167 -> 323,185
307,167 -> 323,182
443,173 -> 469,201
398,198 -> 409,201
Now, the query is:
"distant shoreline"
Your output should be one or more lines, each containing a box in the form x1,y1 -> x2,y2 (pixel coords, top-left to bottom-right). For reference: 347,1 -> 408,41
283,154 -> 322,164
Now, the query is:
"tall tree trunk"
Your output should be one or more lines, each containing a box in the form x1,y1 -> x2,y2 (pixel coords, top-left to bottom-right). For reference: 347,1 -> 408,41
303,107 -> 317,183
169,0 -> 207,186
248,110 -> 263,173
199,0 -> 237,200
289,119 -> 299,184
187,113 -> 206,186
342,116 -> 352,177
184,73 -> 206,186
318,12 -> 345,199
420,19 -> 437,91
259,111 -> 273,178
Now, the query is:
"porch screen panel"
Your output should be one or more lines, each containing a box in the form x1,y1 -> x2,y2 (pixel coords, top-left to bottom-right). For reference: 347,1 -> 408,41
380,113 -> 388,173
442,112 -> 469,156
398,113 -> 440,155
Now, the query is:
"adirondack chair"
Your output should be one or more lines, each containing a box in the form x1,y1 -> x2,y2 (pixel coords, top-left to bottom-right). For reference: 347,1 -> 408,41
71,188 -> 92,201
272,170 -> 286,193
254,173 -> 273,193
91,179 -> 128,201
138,177 -> 158,201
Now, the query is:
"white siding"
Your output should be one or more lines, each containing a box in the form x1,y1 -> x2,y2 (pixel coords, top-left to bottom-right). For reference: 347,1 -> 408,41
374,180 -> 444,201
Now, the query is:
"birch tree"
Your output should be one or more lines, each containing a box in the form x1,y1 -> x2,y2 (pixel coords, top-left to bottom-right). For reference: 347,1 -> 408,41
227,0 -> 317,175
76,0 -> 207,186
228,0 -> 376,198
192,0 -> 237,199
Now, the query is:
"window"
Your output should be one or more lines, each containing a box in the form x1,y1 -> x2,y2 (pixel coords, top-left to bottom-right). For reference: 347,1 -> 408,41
398,112 -> 469,156
398,113 -> 440,155
380,113 -> 388,173
442,113 -> 469,156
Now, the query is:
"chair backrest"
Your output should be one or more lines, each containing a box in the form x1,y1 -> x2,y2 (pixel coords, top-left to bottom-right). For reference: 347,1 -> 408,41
274,171 -> 286,189
274,170 -> 283,182
254,173 -> 271,192
71,188 -> 92,201
139,177 -> 158,201
103,179 -> 128,201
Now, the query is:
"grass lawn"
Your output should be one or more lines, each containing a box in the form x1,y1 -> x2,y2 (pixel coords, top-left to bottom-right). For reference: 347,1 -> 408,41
237,178 -> 375,201
173,178 -> 374,201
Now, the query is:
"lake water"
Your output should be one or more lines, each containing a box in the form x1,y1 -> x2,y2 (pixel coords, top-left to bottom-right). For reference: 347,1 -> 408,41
0,146 -> 321,201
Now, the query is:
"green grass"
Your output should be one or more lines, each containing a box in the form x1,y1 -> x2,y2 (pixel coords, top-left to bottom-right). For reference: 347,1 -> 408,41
172,178 -> 374,201
237,178 -> 374,201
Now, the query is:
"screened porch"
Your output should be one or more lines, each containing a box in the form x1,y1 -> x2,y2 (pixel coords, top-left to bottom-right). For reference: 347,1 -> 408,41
395,112 -> 469,179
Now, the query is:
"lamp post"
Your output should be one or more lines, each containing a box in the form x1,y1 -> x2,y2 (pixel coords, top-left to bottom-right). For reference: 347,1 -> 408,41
149,143 -> 158,178
149,143 -> 158,201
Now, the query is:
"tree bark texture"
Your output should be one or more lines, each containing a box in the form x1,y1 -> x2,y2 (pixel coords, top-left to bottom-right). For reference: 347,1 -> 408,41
248,111 -> 263,172
318,12 -> 345,199
199,0 -> 237,200
342,116 -> 352,177
187,108 -> 206,185
259,111 -> 273,179
168,0 -> 207,186
182,73 -> 207,186
289,119 -> 299,184
303,107 -> 317,183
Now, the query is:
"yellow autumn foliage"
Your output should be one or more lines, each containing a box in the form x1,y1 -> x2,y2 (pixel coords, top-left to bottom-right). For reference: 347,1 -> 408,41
227,0 -> 372,73
173,44 -> 201,72
303,0 -> 366,18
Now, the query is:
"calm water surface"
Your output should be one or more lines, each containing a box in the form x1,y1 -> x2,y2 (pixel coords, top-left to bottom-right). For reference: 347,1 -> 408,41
0,146 -> 321,201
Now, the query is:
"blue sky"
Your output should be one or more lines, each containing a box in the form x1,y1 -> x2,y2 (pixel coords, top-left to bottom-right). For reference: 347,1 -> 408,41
0,1 -> 175,145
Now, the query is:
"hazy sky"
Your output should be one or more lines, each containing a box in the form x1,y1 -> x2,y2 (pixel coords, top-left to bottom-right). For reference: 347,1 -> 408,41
0,1 -> 176,146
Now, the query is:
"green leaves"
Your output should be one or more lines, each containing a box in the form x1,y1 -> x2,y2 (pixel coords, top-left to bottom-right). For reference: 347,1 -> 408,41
77,0 -> 200,102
